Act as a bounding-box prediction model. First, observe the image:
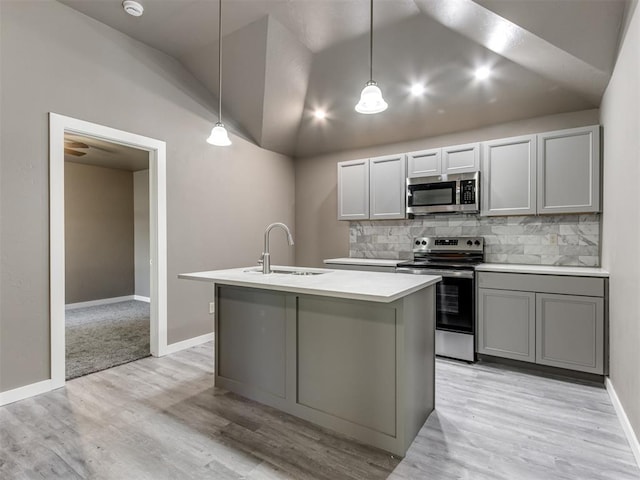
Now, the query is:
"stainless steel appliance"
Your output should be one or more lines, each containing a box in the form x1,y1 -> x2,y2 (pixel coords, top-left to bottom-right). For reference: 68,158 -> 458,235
396,236 -> 484,361
406,172 -> 480,215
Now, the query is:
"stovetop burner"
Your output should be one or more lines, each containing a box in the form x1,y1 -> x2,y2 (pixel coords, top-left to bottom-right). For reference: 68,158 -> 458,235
399,236 -> 485,269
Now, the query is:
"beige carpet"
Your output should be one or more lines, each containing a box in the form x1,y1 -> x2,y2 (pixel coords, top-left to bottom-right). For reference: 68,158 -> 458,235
65,300 -> 150,380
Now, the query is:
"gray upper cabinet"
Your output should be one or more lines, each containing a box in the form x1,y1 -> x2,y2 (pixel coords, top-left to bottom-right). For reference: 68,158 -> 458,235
370,154 -> 406,220
337,155 -> 405,221
442,142 -> 480,174
482,135 -> 537,216
537,126 -> 600,214
407,148 -> 441,178
337,159 -> 369,220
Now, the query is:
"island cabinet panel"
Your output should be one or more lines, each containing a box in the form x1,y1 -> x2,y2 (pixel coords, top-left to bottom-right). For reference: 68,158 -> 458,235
477,288 -> 536,362
297,297 -> 397,436
217,286 -> 287,398
536,293 -> 604,374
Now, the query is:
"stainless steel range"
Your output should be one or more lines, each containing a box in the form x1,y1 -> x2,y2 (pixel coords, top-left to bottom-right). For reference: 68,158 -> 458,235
396,236 -> 485,362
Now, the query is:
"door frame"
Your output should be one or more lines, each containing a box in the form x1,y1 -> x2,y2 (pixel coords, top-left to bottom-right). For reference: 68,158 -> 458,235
49,113 -> 168,389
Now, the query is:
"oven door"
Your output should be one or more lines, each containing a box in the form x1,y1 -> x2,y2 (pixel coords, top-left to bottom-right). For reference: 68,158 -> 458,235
434,271 -> 474,334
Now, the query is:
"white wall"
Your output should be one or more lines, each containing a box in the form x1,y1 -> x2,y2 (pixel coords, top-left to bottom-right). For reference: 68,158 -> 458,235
600,0 -> 640,449
134,169 -> 150,299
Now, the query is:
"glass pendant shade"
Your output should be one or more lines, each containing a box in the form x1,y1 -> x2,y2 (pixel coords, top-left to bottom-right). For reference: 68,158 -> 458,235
355,80 -> 388,114
206,122 -> 232,146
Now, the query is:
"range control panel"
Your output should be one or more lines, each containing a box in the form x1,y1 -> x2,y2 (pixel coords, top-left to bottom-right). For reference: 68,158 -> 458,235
413,236 -> 484,253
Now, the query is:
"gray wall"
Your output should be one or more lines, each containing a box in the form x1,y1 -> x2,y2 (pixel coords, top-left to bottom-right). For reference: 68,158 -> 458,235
295,109 -> 600,267
134,170 -> 150,299
0,1 -> 295,392
601,1 -> 640,448
65,163 -> 135,303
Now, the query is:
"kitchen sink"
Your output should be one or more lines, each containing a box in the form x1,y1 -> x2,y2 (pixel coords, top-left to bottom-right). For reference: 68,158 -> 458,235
243,267 -> 326,276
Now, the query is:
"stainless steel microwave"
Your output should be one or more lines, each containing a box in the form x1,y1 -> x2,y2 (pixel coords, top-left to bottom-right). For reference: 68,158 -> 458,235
406,172 -> 480,215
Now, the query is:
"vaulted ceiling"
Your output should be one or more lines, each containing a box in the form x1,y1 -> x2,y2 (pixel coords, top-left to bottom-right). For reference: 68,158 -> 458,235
57,0 -> 628,158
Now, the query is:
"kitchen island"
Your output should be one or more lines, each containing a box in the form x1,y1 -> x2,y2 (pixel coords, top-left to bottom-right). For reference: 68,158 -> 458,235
179,266 -> 440,456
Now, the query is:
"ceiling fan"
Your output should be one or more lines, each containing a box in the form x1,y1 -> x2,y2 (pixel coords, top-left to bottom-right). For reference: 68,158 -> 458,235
64,139 -> 89,157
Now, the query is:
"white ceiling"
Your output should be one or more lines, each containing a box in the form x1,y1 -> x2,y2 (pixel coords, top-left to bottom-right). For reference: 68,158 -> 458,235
57,0 -> 629,157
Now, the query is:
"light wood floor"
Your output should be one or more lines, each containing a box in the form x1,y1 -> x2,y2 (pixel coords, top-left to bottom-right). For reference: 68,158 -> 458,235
1,343 -> 638,480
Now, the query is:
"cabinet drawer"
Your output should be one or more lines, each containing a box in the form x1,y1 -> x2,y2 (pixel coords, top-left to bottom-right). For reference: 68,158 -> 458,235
477,272 -> 604,297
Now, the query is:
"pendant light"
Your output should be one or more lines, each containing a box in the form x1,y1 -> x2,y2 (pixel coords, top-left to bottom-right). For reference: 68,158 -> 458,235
207,0 -> 232,146
355,0 -> 388,114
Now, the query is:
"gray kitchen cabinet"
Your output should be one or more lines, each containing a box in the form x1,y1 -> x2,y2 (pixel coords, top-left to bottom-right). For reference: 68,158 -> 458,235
536,293 -> 604,374
370,154 -> 406,220
407,143 -> 479,178
407,148 -> 441,178
442,142 -> 480,174
482,134 -> 537,216
337,155 -> 405,221
337,158 -> 369,220
477,288 -> 536,362
476,272 -> 606,374
537,125 -> 600,214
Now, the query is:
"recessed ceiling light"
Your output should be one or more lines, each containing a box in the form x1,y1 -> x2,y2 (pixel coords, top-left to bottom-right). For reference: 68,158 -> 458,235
123,0 -> 144,17
314,109 -> 326,120
474,66 -> 492,80
410,83 -> 426,96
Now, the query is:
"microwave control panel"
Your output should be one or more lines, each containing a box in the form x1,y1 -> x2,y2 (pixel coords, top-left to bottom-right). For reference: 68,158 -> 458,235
460,180 -> 476,204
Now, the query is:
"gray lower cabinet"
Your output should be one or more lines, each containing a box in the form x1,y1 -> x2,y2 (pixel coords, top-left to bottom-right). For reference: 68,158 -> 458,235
476,272 -> 606,374
536,293 -> 604,374
477,288 -> 535,362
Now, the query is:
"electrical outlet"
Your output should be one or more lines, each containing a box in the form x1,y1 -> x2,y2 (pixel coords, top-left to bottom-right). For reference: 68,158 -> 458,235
209,302 -> 215,314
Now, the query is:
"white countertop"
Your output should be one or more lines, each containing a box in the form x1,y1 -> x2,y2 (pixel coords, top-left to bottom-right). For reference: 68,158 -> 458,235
179,265 -> 440,303
476,263 -> 609,277
323,258 -> 404,267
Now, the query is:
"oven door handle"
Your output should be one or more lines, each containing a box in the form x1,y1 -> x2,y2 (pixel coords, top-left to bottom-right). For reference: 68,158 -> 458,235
396,267 -> 475,279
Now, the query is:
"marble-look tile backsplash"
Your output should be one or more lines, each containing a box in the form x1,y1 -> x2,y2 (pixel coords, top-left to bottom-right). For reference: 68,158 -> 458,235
350,214 -> 601,266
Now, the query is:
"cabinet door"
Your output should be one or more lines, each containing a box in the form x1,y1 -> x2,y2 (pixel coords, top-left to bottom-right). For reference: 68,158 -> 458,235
337,159 -> 369,220
537,125 -> 600,214
369,154 -> 406,220
536,293 -> 604,374
442,142 -> 480,174
482,135 -> 537,216
407,148 -> 441,177
477,288 -> 536,362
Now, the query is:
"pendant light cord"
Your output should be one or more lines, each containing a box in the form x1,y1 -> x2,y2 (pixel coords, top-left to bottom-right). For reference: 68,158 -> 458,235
369,0 -> 373,82
218,0 -> 223,123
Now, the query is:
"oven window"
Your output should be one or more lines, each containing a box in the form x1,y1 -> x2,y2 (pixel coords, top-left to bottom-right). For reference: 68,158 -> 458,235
410,182 -> 456,206
436,277 -> 474,334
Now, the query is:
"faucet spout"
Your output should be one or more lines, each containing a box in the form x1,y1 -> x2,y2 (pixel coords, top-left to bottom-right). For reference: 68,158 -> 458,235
261,222 -> 294,274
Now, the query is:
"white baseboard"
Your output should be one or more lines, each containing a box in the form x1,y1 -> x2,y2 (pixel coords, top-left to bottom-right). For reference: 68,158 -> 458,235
65,295 -> 148,310
0,379 -> 54,407
606,377 -> 640,469
161,332 -> 214,356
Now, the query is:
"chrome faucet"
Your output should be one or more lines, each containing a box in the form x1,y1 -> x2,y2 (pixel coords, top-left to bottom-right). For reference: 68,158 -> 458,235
259,222 -> 294,274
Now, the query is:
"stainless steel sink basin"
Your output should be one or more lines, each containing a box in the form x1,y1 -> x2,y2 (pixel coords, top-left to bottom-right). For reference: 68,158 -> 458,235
243,267 -> 326,276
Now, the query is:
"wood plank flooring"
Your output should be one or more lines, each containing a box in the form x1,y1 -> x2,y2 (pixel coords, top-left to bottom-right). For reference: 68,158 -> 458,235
1,343 -> 638,479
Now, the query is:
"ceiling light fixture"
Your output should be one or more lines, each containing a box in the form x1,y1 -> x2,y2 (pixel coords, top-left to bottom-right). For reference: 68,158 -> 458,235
474,66 -> 492,80
410,83 -> 426,96
355,0 -> 387,114
207,0 -> 232,146
314,109 -> 326,120
122,0 -> 144,17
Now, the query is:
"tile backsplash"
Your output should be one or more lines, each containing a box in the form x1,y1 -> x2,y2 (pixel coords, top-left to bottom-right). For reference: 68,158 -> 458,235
350,214 -> 601,266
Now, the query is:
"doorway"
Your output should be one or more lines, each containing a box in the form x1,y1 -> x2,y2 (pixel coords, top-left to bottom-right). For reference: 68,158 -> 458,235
49,113 -> 168,389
